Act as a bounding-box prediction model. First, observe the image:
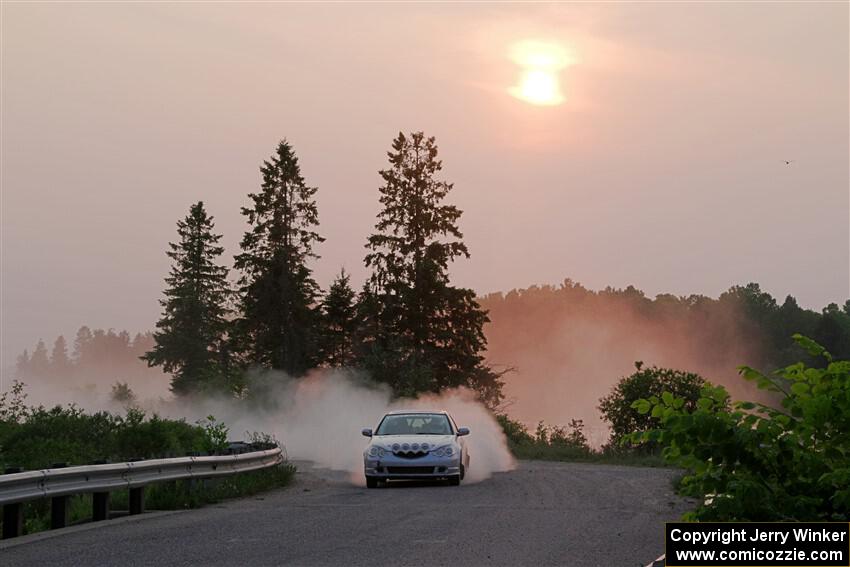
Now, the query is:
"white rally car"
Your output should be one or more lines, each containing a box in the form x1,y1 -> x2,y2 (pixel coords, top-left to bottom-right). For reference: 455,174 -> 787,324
361,410 -> 470,488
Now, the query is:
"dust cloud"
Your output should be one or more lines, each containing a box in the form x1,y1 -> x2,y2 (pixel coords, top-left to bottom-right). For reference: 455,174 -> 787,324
9,281 -> 774,459
13,370 -> 515,485
178,372 -> 516,485
481,283 -> 770,446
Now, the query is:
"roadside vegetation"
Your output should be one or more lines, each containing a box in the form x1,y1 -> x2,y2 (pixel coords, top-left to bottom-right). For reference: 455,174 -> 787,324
495,363 -> 711,466
495,414 -> 664,467
629,335 -> 849,521
0,382 -> 294,535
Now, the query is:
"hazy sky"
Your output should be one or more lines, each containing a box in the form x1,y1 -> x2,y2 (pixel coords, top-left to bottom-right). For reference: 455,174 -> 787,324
2,2 -> 848,373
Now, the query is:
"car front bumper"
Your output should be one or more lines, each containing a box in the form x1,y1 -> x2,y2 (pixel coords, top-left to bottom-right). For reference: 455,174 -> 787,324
364,453 -> 461,479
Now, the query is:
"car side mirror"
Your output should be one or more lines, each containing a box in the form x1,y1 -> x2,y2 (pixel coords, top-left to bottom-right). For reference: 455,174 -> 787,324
361,428 -> 373,437
457,427 -> 470,437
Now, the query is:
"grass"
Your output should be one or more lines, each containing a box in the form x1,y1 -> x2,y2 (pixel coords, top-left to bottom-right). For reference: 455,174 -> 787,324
509,441 -> 667,467
496,414 -> 668,467
111,462 -> 297,511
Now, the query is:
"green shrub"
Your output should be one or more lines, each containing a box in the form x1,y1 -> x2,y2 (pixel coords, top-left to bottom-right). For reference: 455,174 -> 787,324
196,415 -> 229,454
630,335 -> 850,521
0,385 -> 296,535
599,362 -> 708,451
496,414 -> 594,461
0,404 -> 208,470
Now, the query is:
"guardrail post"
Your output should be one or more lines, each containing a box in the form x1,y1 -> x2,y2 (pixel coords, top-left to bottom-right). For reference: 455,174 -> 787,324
2,503 -> 23,539
89,460 -> 110,522
2,467 -> 24,539
92,492 -> 110,521
129,487 -> 144,515
50,463 -> 70,529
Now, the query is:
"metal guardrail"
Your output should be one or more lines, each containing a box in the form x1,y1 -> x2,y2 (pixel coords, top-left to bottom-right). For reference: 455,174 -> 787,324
0,447 -> 284,539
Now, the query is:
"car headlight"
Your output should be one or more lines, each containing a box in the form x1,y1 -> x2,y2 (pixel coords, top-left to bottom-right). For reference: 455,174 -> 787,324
368,446 -> 385,458
433,446 -> 455,457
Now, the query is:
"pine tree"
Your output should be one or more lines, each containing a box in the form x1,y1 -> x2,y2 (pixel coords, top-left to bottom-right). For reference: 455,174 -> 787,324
362,131 -> 503,405
233,140 -> 324,376
320,269 -> 357,367
50,335 -> 72,378
73,326 -> 93,365
15,349 -> 30,380
29,339 -> 50,379
143,202 -> 231,396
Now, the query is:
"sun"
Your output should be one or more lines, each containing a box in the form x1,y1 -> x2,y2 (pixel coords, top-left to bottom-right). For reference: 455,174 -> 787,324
511,69 -> 563,106
508,39 -> 575,106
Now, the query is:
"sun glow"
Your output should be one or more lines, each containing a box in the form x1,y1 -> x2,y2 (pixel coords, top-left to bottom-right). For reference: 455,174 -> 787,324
508,40 -> 575,106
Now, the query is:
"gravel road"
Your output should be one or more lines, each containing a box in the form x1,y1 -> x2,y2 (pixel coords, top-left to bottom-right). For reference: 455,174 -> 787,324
0,460 -> 692,566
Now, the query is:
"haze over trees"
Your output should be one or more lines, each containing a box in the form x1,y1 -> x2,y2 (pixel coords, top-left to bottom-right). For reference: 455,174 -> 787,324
479,280 -> 850,433
11,135 -> 849,419
15,328 -> 160,389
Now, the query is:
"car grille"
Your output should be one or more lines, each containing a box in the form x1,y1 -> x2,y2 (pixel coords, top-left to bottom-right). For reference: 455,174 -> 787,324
394,451 -> 427,459
386,466 -> 435,475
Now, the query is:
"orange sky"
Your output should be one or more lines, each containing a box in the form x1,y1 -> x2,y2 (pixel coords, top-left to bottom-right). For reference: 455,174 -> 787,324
1,2 -> 848,372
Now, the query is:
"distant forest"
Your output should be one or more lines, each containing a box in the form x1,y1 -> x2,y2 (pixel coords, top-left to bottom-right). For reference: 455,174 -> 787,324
480,280 -> 849,431
14,281 -> 848,406
14,329 -> 160,391
483,280 -> 850,371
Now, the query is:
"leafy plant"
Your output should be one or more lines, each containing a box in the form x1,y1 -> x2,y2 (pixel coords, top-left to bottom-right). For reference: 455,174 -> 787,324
496,414 -> 605,462
0,380 -> 29,423
599,362 -> 708,451
629,335 -> 850,521
197,415 -> 229,454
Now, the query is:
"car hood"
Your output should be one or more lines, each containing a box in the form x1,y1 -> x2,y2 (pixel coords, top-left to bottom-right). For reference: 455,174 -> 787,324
371,434 -> 454,448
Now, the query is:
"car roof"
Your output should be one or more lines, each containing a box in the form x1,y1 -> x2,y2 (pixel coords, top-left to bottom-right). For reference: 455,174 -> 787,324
385,410 -> 449,416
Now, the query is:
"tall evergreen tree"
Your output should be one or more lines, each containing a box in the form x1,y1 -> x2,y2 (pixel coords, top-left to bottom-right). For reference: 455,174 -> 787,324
29,339 -> 50,379
320,269 -> 357,367
50,335 -> 72,377
73,326 -> 93,365
143,202 -> 231,396
233,140 -> 324,376
362,131 -> 503,405
14,349 -> 30,380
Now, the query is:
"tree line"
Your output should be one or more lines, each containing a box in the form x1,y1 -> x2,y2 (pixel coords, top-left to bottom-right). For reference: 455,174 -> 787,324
481,280 -> 850,372
14,328 -> 155,385
140,132 -> 504,404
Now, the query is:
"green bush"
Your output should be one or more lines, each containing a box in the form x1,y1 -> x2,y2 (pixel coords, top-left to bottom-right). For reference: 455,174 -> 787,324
599,362 -> 708,451
630,335 -> 850,521
0,404 -> 208,470
0,384 -> 296,536
497,414 -> 594,460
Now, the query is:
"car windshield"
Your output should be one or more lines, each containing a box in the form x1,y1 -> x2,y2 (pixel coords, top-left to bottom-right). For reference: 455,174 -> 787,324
375,414 -> 453,435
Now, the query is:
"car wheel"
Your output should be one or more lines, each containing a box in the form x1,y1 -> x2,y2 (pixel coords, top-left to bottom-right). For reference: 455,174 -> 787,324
448,474 -> 461,486
366,477 -> 378,489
